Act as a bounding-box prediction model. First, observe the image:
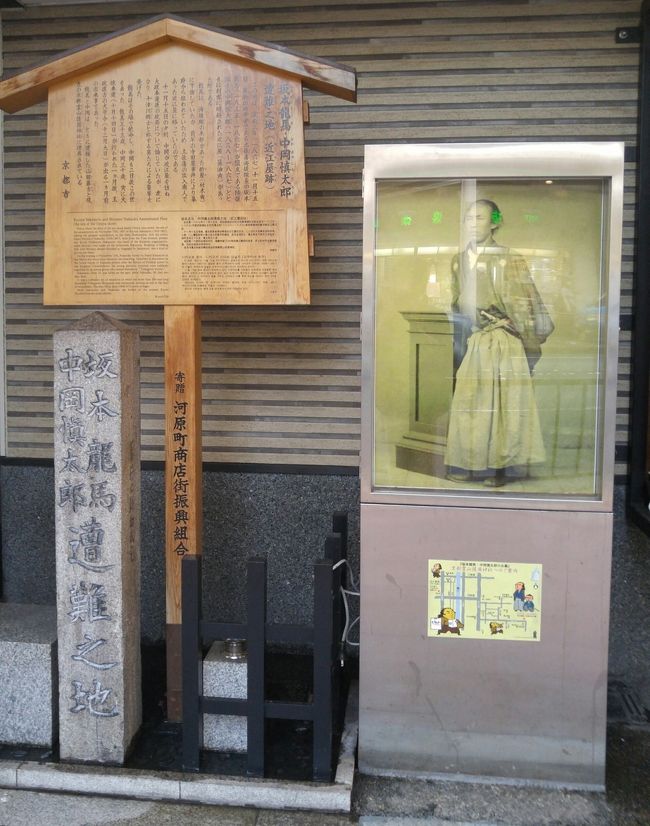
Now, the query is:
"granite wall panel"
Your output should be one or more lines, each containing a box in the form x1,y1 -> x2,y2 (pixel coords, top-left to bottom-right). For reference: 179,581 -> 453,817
1,465 -> 360,645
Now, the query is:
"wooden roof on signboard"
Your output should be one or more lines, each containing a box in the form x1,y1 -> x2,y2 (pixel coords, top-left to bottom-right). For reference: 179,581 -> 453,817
0,13 -> 357,113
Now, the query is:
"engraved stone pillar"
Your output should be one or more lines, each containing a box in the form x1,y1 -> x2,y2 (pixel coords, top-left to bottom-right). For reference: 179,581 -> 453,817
53,312 -> 141,763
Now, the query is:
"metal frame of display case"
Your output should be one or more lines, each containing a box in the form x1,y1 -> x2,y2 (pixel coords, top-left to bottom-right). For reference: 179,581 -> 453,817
361,142 -> 624,512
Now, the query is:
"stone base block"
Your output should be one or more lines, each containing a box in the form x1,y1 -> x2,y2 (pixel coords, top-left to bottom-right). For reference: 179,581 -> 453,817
204,714 -> 247,753
0,603 -> 57,746
203,641 -> 247,753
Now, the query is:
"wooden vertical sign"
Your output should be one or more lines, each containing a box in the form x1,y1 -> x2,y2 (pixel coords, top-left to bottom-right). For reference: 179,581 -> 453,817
0,14 -> 356,721
164,306 -> 203,719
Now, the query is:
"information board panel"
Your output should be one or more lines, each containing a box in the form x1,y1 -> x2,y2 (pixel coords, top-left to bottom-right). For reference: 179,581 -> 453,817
43,42 -> 309,306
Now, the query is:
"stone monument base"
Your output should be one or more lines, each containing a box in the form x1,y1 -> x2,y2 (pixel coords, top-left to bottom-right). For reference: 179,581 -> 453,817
203,641 -> 247,753
0,602 -> 57,746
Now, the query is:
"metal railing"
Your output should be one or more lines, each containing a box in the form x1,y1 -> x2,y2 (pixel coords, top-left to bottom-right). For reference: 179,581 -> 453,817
181,512 -> 347,781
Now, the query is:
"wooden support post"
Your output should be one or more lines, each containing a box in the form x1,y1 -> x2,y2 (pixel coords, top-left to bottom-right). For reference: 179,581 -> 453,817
165,305 -> 203,722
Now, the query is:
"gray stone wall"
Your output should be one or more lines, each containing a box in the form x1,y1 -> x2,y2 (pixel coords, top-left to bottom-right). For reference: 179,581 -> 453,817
1,465 -> 360,644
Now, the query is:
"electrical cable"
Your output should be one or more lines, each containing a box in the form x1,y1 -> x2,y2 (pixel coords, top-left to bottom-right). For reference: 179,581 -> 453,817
332,559 -> 360,649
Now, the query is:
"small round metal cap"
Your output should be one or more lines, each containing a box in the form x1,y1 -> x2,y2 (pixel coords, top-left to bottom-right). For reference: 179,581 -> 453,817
224,638 -> 247,660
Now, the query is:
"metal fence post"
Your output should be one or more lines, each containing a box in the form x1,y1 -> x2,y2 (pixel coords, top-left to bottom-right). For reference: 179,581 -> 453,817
313,554 -> 335,781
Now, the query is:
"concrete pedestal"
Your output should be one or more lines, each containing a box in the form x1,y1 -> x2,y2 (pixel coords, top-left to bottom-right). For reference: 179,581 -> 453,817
0,602 -> 58,746
360,503 -> 612,787
203,641 -> 247,753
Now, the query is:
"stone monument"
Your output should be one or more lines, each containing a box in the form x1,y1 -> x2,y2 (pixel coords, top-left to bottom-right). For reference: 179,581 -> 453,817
53,312 -> 141,763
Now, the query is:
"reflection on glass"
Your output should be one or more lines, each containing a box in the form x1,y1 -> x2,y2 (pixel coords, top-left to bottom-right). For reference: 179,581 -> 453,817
373,179 -> 606,498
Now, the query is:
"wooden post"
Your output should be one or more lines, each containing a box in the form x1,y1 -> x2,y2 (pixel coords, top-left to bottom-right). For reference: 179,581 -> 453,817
165,305 -> 202,721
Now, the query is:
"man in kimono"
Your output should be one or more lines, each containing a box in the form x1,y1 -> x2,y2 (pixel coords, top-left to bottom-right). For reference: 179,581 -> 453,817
445,199 -> 554,487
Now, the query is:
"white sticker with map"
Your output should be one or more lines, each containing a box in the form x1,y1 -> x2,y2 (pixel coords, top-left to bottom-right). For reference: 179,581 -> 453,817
428,559 -> 542,641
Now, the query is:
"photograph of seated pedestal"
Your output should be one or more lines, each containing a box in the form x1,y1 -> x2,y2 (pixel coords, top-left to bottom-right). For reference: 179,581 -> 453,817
0,602 -> 58,747
203,640 -> 247,753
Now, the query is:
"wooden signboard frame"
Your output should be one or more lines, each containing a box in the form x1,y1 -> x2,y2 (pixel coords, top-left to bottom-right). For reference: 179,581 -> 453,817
0,14 -> 356,721
42,42 -> 312,308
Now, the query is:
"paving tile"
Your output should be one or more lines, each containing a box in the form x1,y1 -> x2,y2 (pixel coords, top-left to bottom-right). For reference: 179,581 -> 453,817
0,788 -> 257,825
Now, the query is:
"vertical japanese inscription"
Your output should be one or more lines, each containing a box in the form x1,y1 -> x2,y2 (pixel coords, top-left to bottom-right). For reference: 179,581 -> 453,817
56,343 -> 121,724
164,306 -> 202,720
172,371 -> 191,557
53,316 -> 141,762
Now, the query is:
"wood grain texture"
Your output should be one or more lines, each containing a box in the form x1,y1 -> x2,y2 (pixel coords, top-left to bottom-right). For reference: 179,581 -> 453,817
164,305 -> 202,625
163,304 -> 202,719
0,15 -> 356,113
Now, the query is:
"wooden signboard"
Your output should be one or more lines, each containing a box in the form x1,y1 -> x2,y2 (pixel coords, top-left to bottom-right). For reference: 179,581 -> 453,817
44,44 -> 310,306
0,14 -> 356,721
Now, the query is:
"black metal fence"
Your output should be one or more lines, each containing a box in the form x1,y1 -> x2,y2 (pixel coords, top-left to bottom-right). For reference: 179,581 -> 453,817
181,512 -> 347,781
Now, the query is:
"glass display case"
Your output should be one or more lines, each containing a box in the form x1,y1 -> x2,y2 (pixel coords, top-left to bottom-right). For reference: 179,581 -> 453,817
359,143 -> 624,785
361,143 -> 624,507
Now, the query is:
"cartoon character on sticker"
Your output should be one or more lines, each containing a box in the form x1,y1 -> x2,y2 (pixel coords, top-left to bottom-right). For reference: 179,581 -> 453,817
523,594 -> 535,612
513,581 -> 525,611
437,607 -> 464,635
489,622 -> 504,635
431,562 -> 443,578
